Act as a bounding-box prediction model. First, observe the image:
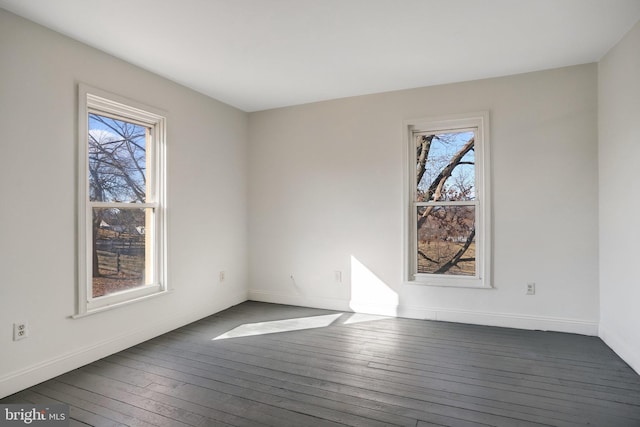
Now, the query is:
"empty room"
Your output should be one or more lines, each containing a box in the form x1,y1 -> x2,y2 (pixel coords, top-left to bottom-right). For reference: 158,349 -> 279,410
1,0 -> 640,425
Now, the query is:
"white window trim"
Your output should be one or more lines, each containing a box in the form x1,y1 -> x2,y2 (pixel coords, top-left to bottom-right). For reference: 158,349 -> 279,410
402,111 -> 492,288
76,84 -> 168,316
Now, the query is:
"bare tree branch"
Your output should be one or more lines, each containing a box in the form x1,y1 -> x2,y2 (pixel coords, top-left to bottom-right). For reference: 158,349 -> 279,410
417,136 -> 474,229
434,228 -> 475,274
417,249 -> 438,264
416,135 -> 433,188
426,137 -> 474,202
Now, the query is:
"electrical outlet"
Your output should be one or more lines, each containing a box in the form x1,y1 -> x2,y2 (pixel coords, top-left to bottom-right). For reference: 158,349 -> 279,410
13,322 -> 28,341
334,270 -> 342,283
219,271 -> 225,282
526,282 -> 536,295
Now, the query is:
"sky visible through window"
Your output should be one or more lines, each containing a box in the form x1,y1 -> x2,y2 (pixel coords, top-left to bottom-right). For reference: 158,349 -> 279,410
416,130 -> 475,202
88,114 -> 148,204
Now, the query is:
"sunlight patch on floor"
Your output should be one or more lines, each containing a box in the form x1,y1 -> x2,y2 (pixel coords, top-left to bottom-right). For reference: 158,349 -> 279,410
212,313 -> 343,340
341,312 -> 389,325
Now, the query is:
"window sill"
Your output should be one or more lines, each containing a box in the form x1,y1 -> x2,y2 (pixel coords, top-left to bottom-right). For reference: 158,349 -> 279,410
72,288 -> 172,319
406,276 -> 492,289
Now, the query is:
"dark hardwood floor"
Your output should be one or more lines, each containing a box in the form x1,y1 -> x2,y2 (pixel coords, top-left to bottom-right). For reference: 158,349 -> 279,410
2,301 -> 640,426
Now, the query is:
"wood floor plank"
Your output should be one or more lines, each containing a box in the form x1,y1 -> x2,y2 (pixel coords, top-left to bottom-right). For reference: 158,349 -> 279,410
129,339 -> 581,427
139,342 -> 575,425
138,327 -> 631,426
263,321 -> 639,391
107,350 -> 403,427
2,301 -> 640,427
204,331 -> 640,405
305,324 -> 638,382
227,329 -> 640,398
96,354 -> 347,427
151,326 -> 639,424
134,310 -> 640,426
125,344 -> 553,425
67,366 -> 267,427
54,369 -> 231,427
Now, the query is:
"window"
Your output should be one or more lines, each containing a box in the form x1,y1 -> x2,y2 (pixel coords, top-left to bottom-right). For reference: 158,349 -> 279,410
77,84 -> 167,315
404,112 -> 491,288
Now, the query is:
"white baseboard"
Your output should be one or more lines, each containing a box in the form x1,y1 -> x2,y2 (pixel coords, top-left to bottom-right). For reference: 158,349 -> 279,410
249,290 -> 351,312
400,305 -> 599,335
0,291 -> 247,399
248,289 -> 599,336
599,325 -> 640,375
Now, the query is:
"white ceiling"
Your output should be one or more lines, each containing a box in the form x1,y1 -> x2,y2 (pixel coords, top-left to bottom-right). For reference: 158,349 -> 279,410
2,0 -> 640,112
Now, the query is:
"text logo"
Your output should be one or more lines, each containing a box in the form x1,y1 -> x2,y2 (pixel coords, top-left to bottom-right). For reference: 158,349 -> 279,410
0,405 -> 69,426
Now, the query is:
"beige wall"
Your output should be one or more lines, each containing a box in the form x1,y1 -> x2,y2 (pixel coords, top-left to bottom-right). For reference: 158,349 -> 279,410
248,64 -> 600,334
598,19 -> 640,373
0,10 -> 249,397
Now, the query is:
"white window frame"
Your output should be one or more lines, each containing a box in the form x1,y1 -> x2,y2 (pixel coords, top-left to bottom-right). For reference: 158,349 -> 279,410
76,84 -> 168,316
403,111 -> 491,288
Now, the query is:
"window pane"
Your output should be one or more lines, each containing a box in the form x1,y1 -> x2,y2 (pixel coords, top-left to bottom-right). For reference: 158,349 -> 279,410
416,131 -> 475,202
88,113 -> 150,203
416,205 -> 476,276
92,207 -> 153,298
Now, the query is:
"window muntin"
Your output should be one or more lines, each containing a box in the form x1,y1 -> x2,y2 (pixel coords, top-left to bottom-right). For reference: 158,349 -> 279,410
78,85 -> 167,315
405,113 -> 490,287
